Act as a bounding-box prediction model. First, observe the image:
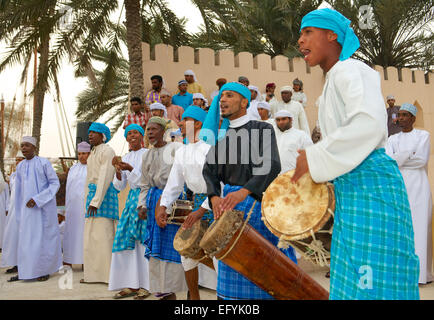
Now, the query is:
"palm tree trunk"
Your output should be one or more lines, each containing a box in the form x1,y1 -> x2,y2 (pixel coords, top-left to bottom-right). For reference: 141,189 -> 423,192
125,0 -> 144,103
32,35 -> 50,153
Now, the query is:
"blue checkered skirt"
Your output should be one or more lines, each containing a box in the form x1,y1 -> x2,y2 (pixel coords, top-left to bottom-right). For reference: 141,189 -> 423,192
144,187 -> 182,264
194,193 -> 213,225
330,148 -> 420,300
217,184 -> 297,300
85,183 -> 119,220
112,188 -> 147,253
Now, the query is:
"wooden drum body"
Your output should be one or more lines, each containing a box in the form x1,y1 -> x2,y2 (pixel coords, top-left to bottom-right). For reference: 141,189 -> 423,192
199,210 -> 329,300
262,170 -> 335,267
167,200 -> 193,225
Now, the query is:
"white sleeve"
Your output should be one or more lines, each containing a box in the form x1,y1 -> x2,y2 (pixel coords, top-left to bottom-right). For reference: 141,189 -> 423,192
400,132 -> 430,169
298,105 -> 310,136
305,69 -> 386,183
160,150 -> 185,208
112,170 -> 127,191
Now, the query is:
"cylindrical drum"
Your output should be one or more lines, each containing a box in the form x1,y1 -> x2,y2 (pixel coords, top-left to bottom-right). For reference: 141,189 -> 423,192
199,210 -> 329,300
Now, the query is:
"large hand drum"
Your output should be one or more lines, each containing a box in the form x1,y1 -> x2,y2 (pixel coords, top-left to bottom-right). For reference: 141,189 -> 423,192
262,170 -> 335,267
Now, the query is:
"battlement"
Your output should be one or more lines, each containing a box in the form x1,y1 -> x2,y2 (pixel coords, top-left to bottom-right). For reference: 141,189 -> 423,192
142,42 -> 433,135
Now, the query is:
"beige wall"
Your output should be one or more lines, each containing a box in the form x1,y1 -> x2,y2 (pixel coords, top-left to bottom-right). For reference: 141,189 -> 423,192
141,41 -> 434,191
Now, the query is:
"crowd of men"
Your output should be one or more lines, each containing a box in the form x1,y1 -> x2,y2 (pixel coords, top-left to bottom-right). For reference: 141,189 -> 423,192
0,8 -> 431,301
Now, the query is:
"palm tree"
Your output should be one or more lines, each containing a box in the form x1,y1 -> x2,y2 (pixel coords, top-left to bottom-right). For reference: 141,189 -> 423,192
330,0 -> 434,69
190,0 -> 322,58
75,1 -> 191,134
0,0 -> 120,151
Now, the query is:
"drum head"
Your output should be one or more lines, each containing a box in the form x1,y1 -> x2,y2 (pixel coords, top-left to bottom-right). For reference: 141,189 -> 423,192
262,170 -> 334,241
173,220 -> 206,254
199,210 -> 244,257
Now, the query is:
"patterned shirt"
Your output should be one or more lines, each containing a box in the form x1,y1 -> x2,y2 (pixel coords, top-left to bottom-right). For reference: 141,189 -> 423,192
145,90 -> 161,105
123,111 -> 151,129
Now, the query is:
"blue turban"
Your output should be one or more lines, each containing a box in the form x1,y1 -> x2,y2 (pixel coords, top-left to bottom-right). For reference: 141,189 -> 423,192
199,82 -> 251,145
124,123 -> 145,139
400,103 -> 417,117
182,105 -> 207,123
300,8 -> 360,61
88,122 -> 111,143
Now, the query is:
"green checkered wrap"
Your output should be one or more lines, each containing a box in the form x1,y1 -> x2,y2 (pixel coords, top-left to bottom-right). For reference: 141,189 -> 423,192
330,148 -> 420,300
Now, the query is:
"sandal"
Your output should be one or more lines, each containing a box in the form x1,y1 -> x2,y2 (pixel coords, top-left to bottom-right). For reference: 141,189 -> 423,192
159,293 -> 176,300
7,275 -> 19,282
134,288 -> 151,300
325,271 -> 330,278
37,275 -> 49,281
113,288 -> 138,299
6,266 -> 18,274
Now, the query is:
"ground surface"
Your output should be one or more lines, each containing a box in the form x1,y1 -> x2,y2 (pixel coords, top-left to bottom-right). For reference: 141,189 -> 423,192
1,255 -> 433,300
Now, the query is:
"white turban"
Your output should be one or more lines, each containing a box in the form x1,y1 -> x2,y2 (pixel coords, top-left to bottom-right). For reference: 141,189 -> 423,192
386,95 -> 395,100
193,93 -> 205,100
184,69 -> 197,82
256,101 -> 271,111
280,86 -> 294,93
248,85 -> 261,101
275,110 -> 293,119
22,136 -> 37,147
150,102 -> 168,118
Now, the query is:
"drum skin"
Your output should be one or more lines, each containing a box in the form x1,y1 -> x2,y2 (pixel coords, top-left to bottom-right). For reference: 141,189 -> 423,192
262,170 -> 335,241
200,210 -> 329,300
173,220 -> 208,259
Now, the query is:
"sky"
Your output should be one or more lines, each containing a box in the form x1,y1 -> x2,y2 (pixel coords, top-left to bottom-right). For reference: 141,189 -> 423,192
0,0 -> 204,160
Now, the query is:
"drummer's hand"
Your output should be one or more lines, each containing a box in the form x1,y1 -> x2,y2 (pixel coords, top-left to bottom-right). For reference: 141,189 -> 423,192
138,206 -> 147,220
291,149 -> 309,183
87,205 -> 98,217
182,208 -> 206,230
219,188 -> 250,215
156,206 -> 168,228
211,196 -> 224,220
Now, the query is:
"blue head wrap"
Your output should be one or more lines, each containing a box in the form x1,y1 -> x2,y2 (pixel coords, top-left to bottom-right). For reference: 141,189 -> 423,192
300,8 -> 360,61
182,105 -> 207,123
124,123 -> 144,139
400,103 -> 417,117
199,82 -> 251,145
88,122 -> 111,143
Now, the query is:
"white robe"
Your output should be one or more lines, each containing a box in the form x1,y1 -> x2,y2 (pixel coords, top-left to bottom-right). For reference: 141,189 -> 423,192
62,163 -> 87,264
160,140 -> 218,290
269,100 -> 310,135
0,172 -> 17,267
109,148 -> 151,291
14,156 -> 62,279
274,126 -> 313,174
0,172 -> 9,250
386,129 -> 433,283
305,58 -> 388,183
292,91 -> 307,108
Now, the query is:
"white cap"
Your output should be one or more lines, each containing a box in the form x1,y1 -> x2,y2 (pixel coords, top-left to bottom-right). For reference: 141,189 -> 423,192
21,136 -> 37,147
280,86 -> 293,93
275,110 -> 293,119
386,95 -> 395,100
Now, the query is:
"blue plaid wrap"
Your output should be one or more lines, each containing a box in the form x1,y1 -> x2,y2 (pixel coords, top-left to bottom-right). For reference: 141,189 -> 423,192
330,148 -> 420,300
112,188 -> 147,253
85,183 -> 119,220
144,187 -> 182,264
194,193 -> 214,225
216,184 -> 297,300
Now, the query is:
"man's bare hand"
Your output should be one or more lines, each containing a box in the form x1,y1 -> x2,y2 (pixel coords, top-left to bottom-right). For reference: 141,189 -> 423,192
87,205 -> 98,217
155,205 -> 168,228
291,149 -> 309,183
182,208 -> 205,230
138,206 -> 147,220
26,199 -> 36,208
219,189 -> 250,213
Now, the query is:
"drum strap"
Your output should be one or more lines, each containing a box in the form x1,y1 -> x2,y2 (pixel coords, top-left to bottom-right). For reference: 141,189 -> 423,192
218,200 -> 257,261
